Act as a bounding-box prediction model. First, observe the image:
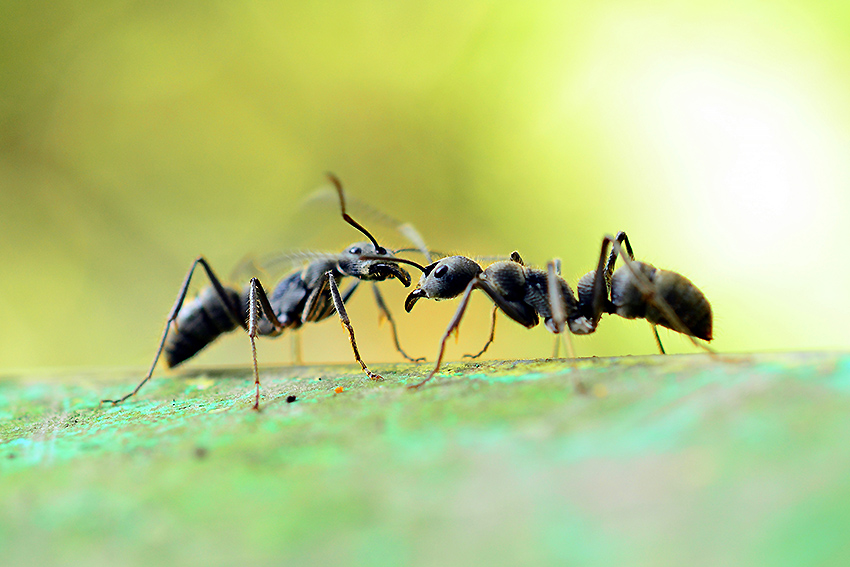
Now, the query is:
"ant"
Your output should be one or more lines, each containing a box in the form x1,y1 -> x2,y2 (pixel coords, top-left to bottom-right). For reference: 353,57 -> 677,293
374,231 -> 713,389
102,174 -> 423,410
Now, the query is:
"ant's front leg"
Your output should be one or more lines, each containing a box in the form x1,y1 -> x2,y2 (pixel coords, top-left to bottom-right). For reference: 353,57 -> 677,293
371,284 -> 425,363
101,256 -> 243,407
408,278 -> 481,389
325,271 -> 383,381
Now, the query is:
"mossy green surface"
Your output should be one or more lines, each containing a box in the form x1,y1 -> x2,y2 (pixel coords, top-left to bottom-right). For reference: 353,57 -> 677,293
2,352 -> 850,566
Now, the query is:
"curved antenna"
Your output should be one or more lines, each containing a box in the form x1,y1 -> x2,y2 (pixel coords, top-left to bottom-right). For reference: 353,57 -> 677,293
326,173 -> 385,253
359,254 -> 429,274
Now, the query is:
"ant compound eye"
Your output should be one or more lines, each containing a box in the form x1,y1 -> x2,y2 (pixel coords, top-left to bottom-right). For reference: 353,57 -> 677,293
349,247 -> 362,255
434,265 -> 448,278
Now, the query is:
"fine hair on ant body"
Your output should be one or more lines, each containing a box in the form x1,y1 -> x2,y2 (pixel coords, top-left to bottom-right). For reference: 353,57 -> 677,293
102,174 -> 425,410
379,231 -> 713,389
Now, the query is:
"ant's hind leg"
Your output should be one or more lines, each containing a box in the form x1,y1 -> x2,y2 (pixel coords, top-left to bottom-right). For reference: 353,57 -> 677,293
372,284 -> 425,363
326,271 -> 383,380
101,257 -> 243,407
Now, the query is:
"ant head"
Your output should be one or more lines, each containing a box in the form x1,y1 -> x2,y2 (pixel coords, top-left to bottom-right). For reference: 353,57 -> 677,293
339,242 -> 411,286
404,256 -> 483,312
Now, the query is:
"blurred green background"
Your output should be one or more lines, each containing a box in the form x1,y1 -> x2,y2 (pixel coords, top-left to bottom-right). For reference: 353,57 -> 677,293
2,0 -> 849,373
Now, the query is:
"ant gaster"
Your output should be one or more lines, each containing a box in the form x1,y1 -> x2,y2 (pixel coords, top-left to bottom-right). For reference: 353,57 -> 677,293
386,231 -> 712,389
102,174 -> 419,410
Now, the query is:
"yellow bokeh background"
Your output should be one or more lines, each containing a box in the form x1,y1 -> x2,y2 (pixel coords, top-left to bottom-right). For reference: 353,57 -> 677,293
2,0 -> 848,373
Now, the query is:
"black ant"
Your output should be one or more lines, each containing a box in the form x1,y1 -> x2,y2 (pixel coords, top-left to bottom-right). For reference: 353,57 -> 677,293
376,231 -> 713,389
102,174 -> 423,410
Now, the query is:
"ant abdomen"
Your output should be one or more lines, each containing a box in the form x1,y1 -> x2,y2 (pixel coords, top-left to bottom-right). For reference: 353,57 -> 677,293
610,262 -> 713,341
164,286 -> 244,367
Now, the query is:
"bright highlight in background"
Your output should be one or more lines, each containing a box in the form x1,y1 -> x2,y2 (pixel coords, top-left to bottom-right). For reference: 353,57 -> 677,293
566,5 -> 850,352
653,61 -> 842,267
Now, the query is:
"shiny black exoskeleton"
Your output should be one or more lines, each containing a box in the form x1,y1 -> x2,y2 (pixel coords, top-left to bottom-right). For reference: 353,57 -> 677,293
103,175 -> 418,410
392,232 -> 712,388
164,242 -> 409,367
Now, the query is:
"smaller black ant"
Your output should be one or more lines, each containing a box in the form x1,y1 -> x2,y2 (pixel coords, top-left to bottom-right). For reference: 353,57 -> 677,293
373,231 -> 713,389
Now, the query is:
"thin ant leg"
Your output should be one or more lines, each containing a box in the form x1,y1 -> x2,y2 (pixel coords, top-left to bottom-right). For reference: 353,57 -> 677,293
608,232 -> 665,352
101,256 -> 242,406
552,335 -> 575,359
290,280 -> 360,366
371,285 -> 425,362
652,325 -> 666,354
326,271 -> 383,380
587,239 -> 614,329
246,276 -> 287,410
546,260 -> 575,359
408,279 -> 480,390
547,261 -> 567,334
582,231 -> 635,330
463,306 -> 497,359
290,332 -> 303,365
247,282 -> 262,410
606,236 -> 716,354
548,259 -> 576,359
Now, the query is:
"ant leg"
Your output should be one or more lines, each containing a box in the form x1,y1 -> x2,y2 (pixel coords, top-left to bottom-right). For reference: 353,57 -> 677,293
606,236 -> 716,354
326,271 -> 383,380
463,306 -> 498,359
547,261 -> 567,334
290,331 -> 303,365
549,258 -> 570,358
552,335 -> 575,359
652,325 -> 666,354
547,261 -> 576,359
246,277 -> 287,411
578,231 -> 637,330
583,238 -> 614,330
611,233 -> 666,351
552,335 -> 575,358
301,276 -> 359,324
101,256 -> 243,407
603,233 -> 675,352
372,284 -> 425,362
408,279 -> 480,390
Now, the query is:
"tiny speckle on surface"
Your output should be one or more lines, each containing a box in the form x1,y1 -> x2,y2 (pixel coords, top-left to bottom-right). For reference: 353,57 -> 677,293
1,352 -> 849,566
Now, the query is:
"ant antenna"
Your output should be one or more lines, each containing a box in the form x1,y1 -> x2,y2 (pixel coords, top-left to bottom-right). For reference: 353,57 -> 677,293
326,173 -> 385,254
359,254 -> 429,274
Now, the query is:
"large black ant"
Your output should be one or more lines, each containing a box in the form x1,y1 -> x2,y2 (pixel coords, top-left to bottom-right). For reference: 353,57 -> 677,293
102,174 -> 424,410
374,231 -> 713,389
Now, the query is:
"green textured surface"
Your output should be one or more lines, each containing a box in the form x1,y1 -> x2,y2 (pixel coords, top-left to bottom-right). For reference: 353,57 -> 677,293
2,352 -> 850,566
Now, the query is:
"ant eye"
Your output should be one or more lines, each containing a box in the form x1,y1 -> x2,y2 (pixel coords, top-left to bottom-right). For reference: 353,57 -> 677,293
434,265 -> 448,278
349,247 -> 362,255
